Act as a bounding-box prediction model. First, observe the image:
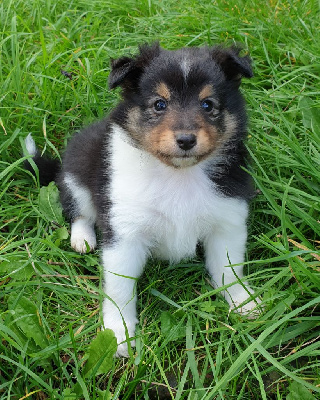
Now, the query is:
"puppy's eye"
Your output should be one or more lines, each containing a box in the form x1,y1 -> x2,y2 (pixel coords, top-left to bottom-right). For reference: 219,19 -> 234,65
200,99 -> 215,112
154,99 -> 167,112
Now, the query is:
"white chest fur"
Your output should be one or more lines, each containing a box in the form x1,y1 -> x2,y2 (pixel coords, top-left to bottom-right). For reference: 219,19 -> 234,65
108,125 -> 248,262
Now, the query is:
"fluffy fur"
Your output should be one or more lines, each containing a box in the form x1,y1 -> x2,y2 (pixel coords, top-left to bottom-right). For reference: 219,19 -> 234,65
25,43 -> 260,357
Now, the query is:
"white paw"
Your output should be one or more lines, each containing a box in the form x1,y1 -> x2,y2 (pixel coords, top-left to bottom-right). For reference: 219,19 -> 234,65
71,235 -> 96,253
103,312 -> 137,358
225,284 -> 262,317
233,297 -> 262,317
70,219 -> 96,253
116,338 -> 136,358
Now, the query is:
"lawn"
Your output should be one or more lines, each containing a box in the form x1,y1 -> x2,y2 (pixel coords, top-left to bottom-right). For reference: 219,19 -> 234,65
1,0 -> 320,399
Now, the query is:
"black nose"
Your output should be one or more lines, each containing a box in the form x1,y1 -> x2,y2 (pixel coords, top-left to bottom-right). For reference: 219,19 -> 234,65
176,134 -> 197,151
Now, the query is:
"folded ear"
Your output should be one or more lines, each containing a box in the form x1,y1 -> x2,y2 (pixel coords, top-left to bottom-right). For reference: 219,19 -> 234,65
211,45 -> 253,83
109,42 -> 161,90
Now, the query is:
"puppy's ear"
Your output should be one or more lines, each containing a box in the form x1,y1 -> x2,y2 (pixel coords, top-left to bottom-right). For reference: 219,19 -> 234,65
211,45 -> 253,84
109,42 -> 161,90
109,56 -> 135,89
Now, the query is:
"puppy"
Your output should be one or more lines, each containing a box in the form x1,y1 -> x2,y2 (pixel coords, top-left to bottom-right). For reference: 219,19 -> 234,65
26,42 -> 259,357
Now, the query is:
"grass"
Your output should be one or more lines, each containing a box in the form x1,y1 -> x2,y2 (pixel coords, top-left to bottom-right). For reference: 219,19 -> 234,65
1,0 -> 320,398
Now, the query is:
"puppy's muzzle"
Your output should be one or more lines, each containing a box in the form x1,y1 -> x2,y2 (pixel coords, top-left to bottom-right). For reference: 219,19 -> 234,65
176,133 -> 197,151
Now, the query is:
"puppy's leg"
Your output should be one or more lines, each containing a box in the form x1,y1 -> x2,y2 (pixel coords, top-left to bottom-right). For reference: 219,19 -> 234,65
102,241 -> 147,357
62,173 -> 97,253
204,219 -> 259,314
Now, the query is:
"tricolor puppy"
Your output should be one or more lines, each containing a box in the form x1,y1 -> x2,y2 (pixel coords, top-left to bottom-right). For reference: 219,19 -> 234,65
26,43 -> 260,357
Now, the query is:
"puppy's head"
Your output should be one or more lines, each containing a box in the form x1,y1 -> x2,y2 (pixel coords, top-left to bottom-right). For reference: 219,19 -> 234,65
109,42 -> 253,168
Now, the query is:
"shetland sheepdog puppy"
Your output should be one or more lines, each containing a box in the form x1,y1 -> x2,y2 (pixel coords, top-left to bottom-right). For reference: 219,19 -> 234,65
26,43 -> 260,356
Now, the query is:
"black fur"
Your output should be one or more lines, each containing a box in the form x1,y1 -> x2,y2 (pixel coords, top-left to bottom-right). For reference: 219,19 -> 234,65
205,142 -> 254,200
24,151 -> 60,186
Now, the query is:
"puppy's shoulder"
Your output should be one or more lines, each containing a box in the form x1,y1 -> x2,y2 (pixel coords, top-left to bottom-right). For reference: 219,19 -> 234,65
60,118 -> 112,188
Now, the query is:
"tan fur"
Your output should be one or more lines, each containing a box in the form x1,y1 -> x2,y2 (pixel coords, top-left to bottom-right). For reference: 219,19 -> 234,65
156,82 -> 171,100
146,117 -> 176,166
126,107 -> 143,144
199,84 -> 214,100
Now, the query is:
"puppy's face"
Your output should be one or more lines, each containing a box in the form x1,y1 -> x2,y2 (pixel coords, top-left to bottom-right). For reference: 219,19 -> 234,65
109,44 -> 252,168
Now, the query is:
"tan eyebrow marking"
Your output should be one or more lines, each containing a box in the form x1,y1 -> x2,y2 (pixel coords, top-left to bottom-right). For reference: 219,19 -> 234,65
199,84 -> 214,100
156,82 -> 171,100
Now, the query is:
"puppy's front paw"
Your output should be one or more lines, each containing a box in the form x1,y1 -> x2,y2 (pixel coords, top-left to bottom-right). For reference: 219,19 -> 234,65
70,219 -> 96,253
116,339 -> 136,358
71,235 -> 96,253
114,323 -> 136,358
233,297 -> 262,317
226,285 -> 262,317
103,315 -> 137,358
